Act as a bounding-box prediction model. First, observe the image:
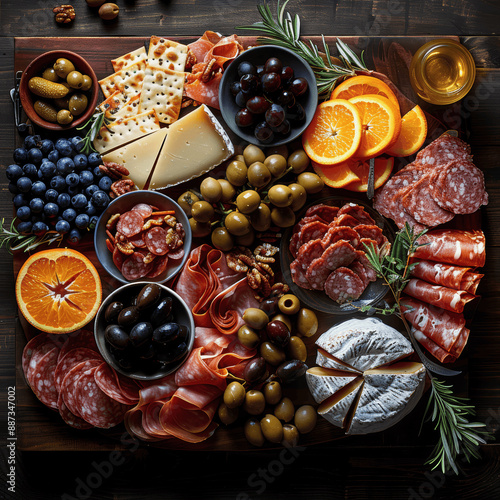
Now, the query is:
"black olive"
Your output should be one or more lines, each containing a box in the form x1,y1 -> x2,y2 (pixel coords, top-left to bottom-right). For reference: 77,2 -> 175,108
104,324 -> 129,350
117,356 -> 135,371
104,301 -> 124,323
150,297 -> 173,327
157,341 -> 188,364
118,306 -> 140,327
136,283 -> 162,311
153,322 -> 180,345
129,322 -> 153,347
177,324 -> 189,343
136,342 -> 156,361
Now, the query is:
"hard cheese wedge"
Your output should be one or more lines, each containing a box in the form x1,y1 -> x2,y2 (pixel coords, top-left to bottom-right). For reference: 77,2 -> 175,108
306,367 -> 360,404
102,128 -> 168,189
318,379 -> 364,428
315,348 -> 362,374
149,105 -> 234,189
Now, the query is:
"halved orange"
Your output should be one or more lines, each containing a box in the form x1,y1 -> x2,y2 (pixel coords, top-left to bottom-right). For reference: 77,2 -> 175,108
16,248 -> 102,334
302,99 -> 362,165
312,160 -> 361,188
349,95 -> 402,159
331,75 -> 400,113
385,105 -> 427,157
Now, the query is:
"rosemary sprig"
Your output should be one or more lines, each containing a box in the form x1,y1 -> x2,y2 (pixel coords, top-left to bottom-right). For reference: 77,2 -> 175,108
238,0 -> 368,99
362,222 -> 491,474
77,110 -> 113,155
0,218 -> 63,253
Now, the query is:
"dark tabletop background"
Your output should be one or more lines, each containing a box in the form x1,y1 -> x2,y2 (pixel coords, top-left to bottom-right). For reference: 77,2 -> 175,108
1,1 -> 500,499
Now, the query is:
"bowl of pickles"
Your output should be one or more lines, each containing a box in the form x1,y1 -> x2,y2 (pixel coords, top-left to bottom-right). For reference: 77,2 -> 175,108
19,50 -> 99,131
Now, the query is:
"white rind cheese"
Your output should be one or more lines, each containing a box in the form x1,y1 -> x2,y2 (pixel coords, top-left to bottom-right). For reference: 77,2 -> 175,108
315,348 -> 362,374
318,379 -> 364,428
306,367 -> 359,404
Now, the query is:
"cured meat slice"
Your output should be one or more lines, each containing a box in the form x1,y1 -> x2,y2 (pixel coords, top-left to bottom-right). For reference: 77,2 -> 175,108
349,260 -> 369,288
402,173 -> 455,226
30,346 -> 59,409
373,174 -> 414,219
129,233 -> 146,248
460,272 -> 483,294
131,203 -> 153,218
113,245 -> 126,270
304,204 -> 339,223
357,238 -> 379,253
23,333 -> 60,376
57,393 -> 93,430
337,203 -> 375,225
412,328 -> 457,364
354,251 -> 377,282
431,160 -> 488,214
94,362 -> 138,405
55,347 -> 101,392
168,247 -> 184,260
185,73 -> 222,109
57,330 -> 99,363
290,259 -> 312,289
332,214 -> 359,228
289,232 -> 301,258
122,252 -> 154,280
299,221 -> 329,245
413,230 -> 486,267
26,344 -> 60,388
404,278 -> 476,314
293,215 -> 328,233
116,210 -> 144,238
296,239 -> 324,269
145,226 -> 169,255
354,224 -> 385,245
415,135 -> 472,167
321,226 -> 359,249
324,267 -> 365,303
146,255 -> 169,278
401,297 -> 466,353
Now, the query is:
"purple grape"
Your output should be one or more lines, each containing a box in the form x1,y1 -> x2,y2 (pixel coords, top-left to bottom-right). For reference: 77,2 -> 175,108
235,91 -> 248,108
277,90 -> 295,107
281,66 -> 294,85
237,61 -> 256,77
254,122 -> 274,144
240,73 -> 259,93
264,57 -> 283,75
235,108 -> 254,128
246,96 -> 271,115
230,81 -> 242,96
265,104 -> 285,128
289,77 -> 308,97
261,73 -> 281,93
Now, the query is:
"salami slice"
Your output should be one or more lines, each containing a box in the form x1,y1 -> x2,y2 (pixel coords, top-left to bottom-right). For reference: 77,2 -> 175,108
289,232 -> 301,257
306,257 -> 331,290
30,347 -> 59,409
94,362 -> 138,405
357,238 -> 379,253
294,214 -> 328,233
337,203 -> 375,225
131,203 -> 153,218
332,214 -> 359,228
168,247 -> 185,260
145,226 -> 169,256
354,251 -> 377,282
349,260 -> 369,288
122,252 -> 154,280
55,347 -> 102,392
354,224 -> 385,245
404,278 -> 476,314
415,135 -> 472,167
413,230 -> 486,267
290,259 -> 312,289
373,173 -> 414,219
412,328 -> 457,364
57,393 -> 93,430
113,245 -> 126,270
57,330 -> 99,363
116,210 -> 144,238
299,221 -> 329,246
147,255 -> 169,278
321,226 -> 359,249
304,204 -> 339,223
129,233 -> 146,248
23,333 -> 60,376
296,239 -> 324,270
26,344 -> 60,388
324,267 -> 365,303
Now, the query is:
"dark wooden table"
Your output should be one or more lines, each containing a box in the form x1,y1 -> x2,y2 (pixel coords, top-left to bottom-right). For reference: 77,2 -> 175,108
1,1 -> 500,499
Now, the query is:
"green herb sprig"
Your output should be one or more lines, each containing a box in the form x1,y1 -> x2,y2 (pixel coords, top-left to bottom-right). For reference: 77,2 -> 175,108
0,218 -> 63,253
238,0 -> 368,98
77,110 -> 114,155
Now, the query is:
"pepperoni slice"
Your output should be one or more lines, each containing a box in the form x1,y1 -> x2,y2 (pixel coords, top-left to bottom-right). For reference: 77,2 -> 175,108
147,255 -> 169,278
122,252 -> 154,280
299,221 -> 329,245
337,203 -> 375,225
321,226 -> 359,248
304,204 -> 339,223
131,203 -> 153,218
324,267 -> 366,303
116,210 -> 144,238
145,226 -> 169,256
113,245 -> 126,270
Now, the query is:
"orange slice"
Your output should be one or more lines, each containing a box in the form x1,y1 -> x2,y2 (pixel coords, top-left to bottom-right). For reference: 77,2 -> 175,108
312,160 -> 361,188
16,248 -> 102,334
331,75 -> 400,113
385,105 -> 427,157
302,99 -> 362,165
349,95 -> 401,159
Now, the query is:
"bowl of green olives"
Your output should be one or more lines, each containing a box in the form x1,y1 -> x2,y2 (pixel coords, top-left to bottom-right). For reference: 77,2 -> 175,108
219,46 -> 318,146
95,282 -> 195,380
19,50 -> 99,131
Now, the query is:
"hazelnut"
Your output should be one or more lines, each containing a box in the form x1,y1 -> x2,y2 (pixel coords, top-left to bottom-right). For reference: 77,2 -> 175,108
98,3 -> 119,20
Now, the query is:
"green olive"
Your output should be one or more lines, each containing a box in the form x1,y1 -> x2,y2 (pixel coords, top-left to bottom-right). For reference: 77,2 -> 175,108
243,308 -> 269,329
224,381 -> 246,409
177,191 -> 200,216
271,313 -> 292,331
244,418 -> 264,447
191,200 -> 214,223
200,177 -> 222,203
264,154 -> 287,177
286,336 -> 307,362
243,390 -> 266,416
218,403 -> 239,425
234,154 -> 246,164
278,294 -> 300,315
42,67 -> 59,82
268,185 -> 293,208
189,218 -> 212,238
243,144 -> 266,165
66,71 -> 84,89
225,160 -> 248,187
211,227 -> 234,252
56,109 -> 73,125
271,207 -> 296,228
54,58 -> 75,78
294,405 -> 317,434
68,93 -> 88,117
266,144 -> 289,160
297,308 -> 319,337
81,75 -> 93,92
235,228 -> 255,247
250,203 -> 272,232
217,178 -> 236,202
53,95 -> 70,109
224,211 -> 250,236
263,381 -> 282,405
297,172 -> 324,194
274,397 -> 295,423
289,183 -> 307,211
247,162 -> 271,188
260,414 -> 283,443
260,341 -> 286,367
282,424 -> 300,447
288,149 -> 310,174
236,190 -> 261,214
237,325 -> 260,350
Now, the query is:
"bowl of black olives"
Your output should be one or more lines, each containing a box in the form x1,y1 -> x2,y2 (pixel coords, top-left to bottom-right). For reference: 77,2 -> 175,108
95,282 -> 195,380
219,45 -> 318,146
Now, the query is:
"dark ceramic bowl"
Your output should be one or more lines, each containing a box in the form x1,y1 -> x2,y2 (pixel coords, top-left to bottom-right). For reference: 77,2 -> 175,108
19,50 -> 99,131
219,45 -> 318,147
94,190 -> 192,285
94,282 -> 195,380
280,196 -> 395,314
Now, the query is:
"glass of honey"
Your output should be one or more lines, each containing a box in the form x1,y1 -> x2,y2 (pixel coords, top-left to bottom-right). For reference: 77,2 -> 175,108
409,39 -> 476,105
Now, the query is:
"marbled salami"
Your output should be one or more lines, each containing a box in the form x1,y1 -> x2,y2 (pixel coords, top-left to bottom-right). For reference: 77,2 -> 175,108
324,267 -> 365,303
145,226 -> 169,255
116,210 -> 144,238
415,135 -> 472,167
122,252 -> 154,280
321,226 -> 359,248
304,204 -> 339,222
337,203 -> 375,225
30,346 -> 59,409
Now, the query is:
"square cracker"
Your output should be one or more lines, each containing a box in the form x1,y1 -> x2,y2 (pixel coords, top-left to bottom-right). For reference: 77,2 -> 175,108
111,46 -> 147,72
138,64 -> 184,124
148,35 -> 188,72
98,90 -> 128,118
98,60 -> 146,99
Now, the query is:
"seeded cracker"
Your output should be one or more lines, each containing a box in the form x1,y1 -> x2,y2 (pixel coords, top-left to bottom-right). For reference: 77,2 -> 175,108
98,60 -> 147,99
147,36 -> 188,72
111,46 -> 147,72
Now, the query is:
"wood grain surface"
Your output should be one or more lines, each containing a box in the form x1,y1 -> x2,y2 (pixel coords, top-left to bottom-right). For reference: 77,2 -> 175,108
1,1 -> 500,499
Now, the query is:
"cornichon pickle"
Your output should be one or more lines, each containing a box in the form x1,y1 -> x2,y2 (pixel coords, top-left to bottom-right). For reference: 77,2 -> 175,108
33,100 -> 58,122
28,77 -> 70,99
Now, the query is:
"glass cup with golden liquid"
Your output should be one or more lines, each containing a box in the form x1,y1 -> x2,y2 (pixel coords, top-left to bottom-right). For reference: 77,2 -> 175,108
409,39 -> 476,105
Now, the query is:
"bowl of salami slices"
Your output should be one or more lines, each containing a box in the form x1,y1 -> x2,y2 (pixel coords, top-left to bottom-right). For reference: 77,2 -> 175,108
94,190 -> 192,284
280,196 -> 395,314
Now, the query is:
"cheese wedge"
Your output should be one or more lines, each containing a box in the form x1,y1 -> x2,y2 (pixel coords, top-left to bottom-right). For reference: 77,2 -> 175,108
102,128 -> 168,189
306,367 -> 360,404
149,105 -> 234,189
318,379 -> 364,428
315,348 -> 362,374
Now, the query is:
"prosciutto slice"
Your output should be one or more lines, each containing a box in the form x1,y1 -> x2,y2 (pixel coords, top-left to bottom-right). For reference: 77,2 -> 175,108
412,328 -> 457,364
